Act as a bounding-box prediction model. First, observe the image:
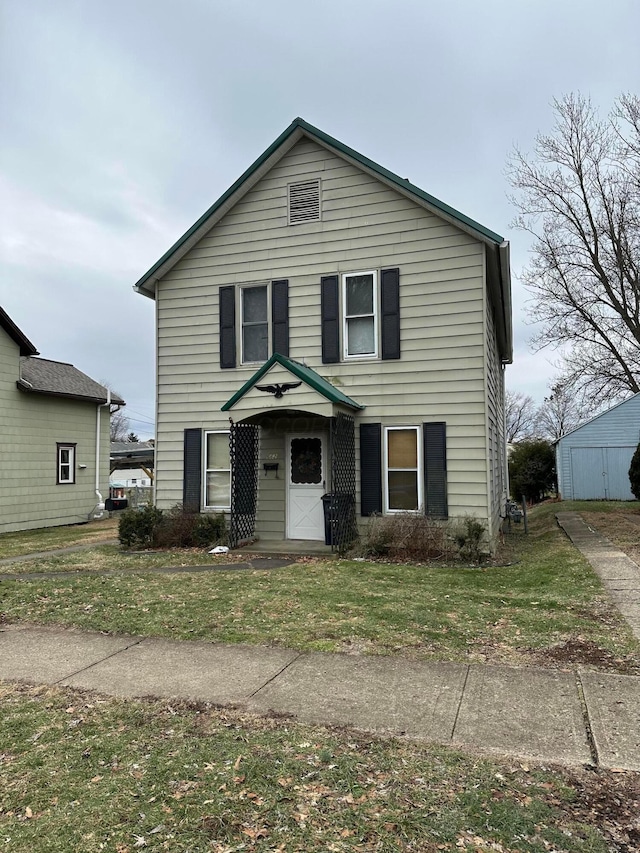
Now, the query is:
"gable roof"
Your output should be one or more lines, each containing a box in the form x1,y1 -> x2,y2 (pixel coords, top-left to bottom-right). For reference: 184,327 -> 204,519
554,391 -> 640,445
0,306 -> 39,356
17,357 -> 125,405
221,353 -> 365,412
134,117 -> 512,362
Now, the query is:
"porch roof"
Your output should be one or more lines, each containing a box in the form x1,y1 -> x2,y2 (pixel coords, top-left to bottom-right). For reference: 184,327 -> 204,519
221,353 -> 365,412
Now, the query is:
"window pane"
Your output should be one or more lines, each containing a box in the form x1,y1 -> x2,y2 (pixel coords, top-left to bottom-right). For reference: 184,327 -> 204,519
388,430 -> 417,468
206,433 -> 229,470
60,449 -> 70,464
347,317 -> 375,355
388,471 -> 419,510
346,275 -> 373,315
243,286 -> 267,323
206,471 -> 230,506
291,437 -> 322,484
60,465 -> 70,480
243,324 -> 268,362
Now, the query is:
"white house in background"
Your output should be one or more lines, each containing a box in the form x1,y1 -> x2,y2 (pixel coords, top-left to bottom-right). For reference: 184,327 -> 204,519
555,393 -> 640,500
133,117 -> 512,549
0,306 -> 125,533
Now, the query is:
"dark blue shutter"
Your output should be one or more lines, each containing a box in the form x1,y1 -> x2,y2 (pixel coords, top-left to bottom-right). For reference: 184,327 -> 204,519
381,267 -> 400,360
219,285 -> 236,369
321,275 -> 340,363
360,423 -> 382,516
183,428 -> 202,513
423,422 -> 448,518
271,279 -> 289,356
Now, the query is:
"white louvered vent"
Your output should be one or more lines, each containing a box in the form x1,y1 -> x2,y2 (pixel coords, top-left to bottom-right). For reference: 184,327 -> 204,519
288,179 -> 321,224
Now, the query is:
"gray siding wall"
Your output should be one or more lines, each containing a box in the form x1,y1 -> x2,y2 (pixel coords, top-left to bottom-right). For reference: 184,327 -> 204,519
155,138 -> 497,536
485,296 -> 506,534
556,394 -> 640,500
0,331 -> 111,533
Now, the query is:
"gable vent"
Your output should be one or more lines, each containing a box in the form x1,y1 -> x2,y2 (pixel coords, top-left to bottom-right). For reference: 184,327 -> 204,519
288,179 -> 321,224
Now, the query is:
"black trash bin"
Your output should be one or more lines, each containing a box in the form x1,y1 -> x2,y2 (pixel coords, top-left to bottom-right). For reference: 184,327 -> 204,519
321,493 -> 355,546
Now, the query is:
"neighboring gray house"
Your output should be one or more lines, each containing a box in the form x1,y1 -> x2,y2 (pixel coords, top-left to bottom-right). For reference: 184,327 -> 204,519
134,118 -> 513,548
555,393 -> 640,501
0,306 -> 124,533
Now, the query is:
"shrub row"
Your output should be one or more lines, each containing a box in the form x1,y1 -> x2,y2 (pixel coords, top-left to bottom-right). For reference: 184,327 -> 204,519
118,504 -> 227,549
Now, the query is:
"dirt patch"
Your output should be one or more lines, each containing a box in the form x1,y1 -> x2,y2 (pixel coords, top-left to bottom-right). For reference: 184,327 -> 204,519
561,768 -> 640,853
531,638 -> 640,675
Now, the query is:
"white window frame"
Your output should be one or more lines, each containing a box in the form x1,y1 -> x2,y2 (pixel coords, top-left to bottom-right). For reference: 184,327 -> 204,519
203,430 -> 231,510
240,283 -> 270,365
342,270 -> 378,360
57,443 -> 76,485
383,426 -> 422,513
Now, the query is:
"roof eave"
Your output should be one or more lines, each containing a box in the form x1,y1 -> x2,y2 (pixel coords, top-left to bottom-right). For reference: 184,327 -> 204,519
16,381 -> 124,405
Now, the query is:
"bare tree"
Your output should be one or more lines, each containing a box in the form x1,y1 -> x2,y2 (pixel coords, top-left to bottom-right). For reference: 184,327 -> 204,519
508,93 -> 640,407
109,407 -> 130,442
505,390 -> 539,442
536,381 -> 591,441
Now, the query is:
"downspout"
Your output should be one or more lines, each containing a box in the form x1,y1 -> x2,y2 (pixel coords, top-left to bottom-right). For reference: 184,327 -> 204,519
93,389 -> 112,518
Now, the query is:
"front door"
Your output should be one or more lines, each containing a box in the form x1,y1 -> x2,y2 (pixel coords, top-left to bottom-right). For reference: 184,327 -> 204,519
287,434 -> 326,540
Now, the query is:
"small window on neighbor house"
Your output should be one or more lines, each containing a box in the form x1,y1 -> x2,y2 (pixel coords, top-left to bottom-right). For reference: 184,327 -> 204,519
343,271 -> 378,358
57,443 -> 76,485
204,431 -> 231,509
288,179 -> 321,224
241,285 -> 269,363
385,427 -> 421,512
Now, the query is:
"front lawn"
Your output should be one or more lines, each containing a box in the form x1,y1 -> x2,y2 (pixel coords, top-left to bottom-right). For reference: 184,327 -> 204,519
1,683 -> 637,853
0,518 -> 119,560
1,506 -> 638,672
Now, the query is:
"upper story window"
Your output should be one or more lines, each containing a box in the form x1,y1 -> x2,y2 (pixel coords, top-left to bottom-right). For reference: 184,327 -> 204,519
241,285 -> 269,363
343,271 -> 378,359
57,443 -> 76,485
288,179 -> 321,224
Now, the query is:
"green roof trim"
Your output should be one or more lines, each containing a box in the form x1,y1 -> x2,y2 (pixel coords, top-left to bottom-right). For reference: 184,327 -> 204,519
134,117 -> 504,295
221,353 -> 365,412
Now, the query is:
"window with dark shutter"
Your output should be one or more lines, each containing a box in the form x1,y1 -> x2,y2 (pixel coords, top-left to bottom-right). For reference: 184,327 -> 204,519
423,422 -> 448,518
381,267 -> 400,360
360,423 -> 382,516
219,286 -> 236,369
271,279 -> 289,356
183,428 -> 202,513
321,275 -> 340,363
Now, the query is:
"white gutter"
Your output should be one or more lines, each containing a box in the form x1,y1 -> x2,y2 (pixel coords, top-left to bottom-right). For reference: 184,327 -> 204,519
94,389 -> 112,517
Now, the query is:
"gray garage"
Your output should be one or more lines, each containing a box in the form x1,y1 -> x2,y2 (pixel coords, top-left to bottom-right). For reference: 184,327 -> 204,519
555,393 -> 640,501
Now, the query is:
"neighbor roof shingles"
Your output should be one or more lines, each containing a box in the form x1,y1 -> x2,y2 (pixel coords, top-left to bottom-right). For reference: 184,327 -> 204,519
18,357 -> 125,404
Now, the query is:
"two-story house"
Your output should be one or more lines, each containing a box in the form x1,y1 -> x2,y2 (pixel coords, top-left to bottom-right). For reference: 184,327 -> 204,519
135,118 -> 512,549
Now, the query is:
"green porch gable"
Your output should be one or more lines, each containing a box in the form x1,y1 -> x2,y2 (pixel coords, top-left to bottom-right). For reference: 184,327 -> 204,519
221,353 -> 365,412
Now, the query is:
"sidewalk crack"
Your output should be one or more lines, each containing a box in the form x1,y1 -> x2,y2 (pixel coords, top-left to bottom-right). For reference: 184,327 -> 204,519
449,664 -> 470,741
52,638 -> 143,686
248,651 -> 303,698
575,670 -> 599,767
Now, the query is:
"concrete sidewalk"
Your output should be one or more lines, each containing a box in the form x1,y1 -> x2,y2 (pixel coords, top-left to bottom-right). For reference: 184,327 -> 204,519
1,622 -> 639,771
556,512 -> 640,641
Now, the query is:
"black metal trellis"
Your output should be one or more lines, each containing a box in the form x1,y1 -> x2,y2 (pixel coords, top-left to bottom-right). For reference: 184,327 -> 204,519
229,422 -> 259,548
329,413 -> 357,552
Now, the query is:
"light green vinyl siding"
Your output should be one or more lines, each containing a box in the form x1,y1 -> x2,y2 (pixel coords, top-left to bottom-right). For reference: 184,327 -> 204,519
0,331 -> 110,533
154,138 -> 493,535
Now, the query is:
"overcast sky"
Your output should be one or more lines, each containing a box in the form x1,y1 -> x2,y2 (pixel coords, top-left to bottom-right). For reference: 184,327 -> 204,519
1,0 -> 638,436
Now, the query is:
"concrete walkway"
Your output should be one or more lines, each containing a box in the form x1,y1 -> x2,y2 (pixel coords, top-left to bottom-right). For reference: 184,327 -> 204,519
556,512 -> 640,641
1,622 -> 639,771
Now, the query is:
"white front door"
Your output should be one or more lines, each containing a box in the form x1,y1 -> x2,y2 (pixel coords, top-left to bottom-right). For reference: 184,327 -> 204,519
286,434 -> 326,540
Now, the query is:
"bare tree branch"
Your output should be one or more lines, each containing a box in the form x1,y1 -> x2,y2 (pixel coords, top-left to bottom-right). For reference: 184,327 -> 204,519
508,93 -> 640,406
